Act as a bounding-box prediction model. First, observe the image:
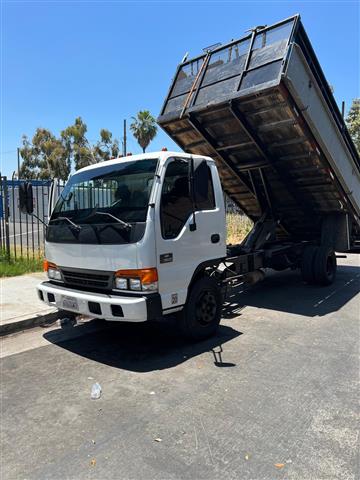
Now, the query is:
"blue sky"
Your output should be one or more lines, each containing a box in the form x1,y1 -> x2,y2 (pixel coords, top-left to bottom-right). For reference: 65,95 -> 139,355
1,0 -> 359,177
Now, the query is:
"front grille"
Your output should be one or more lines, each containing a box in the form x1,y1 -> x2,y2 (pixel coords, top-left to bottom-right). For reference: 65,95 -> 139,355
61,269 -> 112,290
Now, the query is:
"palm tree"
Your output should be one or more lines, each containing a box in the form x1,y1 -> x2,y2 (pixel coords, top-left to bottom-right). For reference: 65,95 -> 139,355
130,111 -> 158,153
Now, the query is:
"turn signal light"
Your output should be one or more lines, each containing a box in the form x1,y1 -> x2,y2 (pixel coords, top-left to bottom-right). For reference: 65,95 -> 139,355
43,259 -> 57,272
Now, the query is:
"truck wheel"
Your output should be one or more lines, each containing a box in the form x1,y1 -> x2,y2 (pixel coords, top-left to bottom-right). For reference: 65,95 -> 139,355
313,246 -> 337,286
178,276 -> 222,340
301,246 -> 317,284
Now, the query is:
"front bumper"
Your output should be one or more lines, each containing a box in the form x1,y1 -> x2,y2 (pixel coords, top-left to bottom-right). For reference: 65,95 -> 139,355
37,281 -> 162,322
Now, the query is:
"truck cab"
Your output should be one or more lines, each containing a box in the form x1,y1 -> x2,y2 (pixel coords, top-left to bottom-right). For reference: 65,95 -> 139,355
37,151 -> 226,338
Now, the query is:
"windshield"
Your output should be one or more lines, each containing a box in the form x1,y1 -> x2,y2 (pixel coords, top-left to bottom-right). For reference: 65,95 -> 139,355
47,158 -> 158,244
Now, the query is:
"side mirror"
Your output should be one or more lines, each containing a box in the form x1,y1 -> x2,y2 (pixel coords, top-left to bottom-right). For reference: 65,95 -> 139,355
19,182 -> 34,214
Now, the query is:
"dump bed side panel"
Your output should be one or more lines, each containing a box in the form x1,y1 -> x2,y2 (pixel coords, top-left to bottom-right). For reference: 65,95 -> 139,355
284,44 -> 360,217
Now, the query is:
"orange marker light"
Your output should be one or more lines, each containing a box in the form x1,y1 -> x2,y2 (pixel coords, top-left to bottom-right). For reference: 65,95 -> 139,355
115,268 -> 158,284
43,260 -> 58,271
43,258 -> 58,272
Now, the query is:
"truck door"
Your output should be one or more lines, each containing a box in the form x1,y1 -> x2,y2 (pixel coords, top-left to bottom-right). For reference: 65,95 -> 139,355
155,156 -> 226,311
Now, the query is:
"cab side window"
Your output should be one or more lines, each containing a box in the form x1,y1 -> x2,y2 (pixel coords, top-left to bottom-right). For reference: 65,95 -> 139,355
160,158 -> 216,239
194,161 -> 215,210
161,159 -> 192,239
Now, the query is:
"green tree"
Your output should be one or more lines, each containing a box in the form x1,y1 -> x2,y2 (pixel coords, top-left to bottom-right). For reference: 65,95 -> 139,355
346,98 -> 360,154
19,118 -> 121,179
93,129 -> 120,162
19,129 -> 70,180
130,110 -> 157,153
61,117 -> 95,171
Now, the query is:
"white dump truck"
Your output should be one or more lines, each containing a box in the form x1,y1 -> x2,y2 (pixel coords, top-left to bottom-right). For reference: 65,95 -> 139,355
20,15 -> 360,339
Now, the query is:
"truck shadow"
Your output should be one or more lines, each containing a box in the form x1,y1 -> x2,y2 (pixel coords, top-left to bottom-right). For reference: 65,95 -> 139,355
43,263 -> 358,371
43,321 -> 241,373
223,263 -> 360,319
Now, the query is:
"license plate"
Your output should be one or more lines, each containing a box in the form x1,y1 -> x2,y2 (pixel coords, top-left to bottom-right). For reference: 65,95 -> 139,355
62,295 -> 79,311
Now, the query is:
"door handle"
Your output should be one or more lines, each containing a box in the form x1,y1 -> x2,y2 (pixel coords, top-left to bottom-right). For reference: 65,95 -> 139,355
211,234 -> 220,244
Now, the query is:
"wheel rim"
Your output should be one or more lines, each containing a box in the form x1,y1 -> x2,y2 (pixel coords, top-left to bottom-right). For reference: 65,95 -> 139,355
195,290 -> 217,326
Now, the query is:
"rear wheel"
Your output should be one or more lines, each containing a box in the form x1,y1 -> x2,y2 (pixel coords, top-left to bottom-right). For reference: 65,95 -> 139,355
178,276 -> 222,340
301,246 -> 317,284
313,246 -> 337,286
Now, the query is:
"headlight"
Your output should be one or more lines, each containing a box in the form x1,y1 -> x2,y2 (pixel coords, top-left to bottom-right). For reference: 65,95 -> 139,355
114,268 -> 158,292
44,260 -> 63,282
115,277 -> 128,290
48,268 -> 62,281
129,278 -> 141,291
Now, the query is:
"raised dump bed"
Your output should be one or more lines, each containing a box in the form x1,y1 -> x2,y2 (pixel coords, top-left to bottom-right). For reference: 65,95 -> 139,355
158,15 -> 360,250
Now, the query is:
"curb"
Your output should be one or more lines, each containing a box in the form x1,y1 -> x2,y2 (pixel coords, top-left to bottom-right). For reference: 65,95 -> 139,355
0,310 -> 69,337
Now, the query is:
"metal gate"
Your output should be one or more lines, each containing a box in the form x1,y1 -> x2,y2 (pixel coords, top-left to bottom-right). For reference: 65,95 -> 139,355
0,175 -> 64,260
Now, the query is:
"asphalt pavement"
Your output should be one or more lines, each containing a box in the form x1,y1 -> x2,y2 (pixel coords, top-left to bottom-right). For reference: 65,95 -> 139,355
1,255 -> 359,480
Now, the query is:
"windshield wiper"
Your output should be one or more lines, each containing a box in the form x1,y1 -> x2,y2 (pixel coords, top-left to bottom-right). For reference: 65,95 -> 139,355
93,211 -> 131,230
49,216 -> 82,231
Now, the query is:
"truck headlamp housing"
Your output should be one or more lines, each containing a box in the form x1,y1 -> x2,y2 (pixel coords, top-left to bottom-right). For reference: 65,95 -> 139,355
129,278 -> 142,291
115,277 -> 128,290
44,260 -> 63,282
114,268 -> 158,292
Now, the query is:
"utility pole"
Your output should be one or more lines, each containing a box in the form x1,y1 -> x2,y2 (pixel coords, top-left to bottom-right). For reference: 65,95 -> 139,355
123,119 -> 127,157
17,147 -> 20,179
341,101 -> 345,119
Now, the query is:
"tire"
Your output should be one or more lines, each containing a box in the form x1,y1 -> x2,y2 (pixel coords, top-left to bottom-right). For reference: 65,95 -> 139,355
178,276 -> 222,340
301,246 -> 317,284
313,246 -> 337,286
